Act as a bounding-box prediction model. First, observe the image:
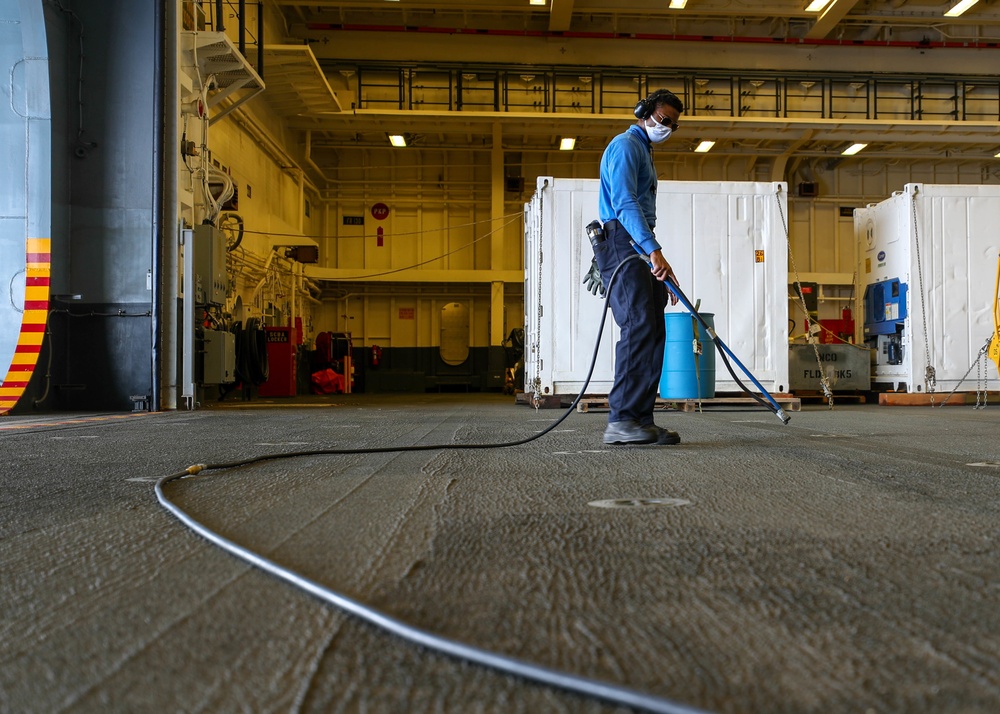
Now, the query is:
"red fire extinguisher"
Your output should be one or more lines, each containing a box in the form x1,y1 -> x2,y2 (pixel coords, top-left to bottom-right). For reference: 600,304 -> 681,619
370,344 -> 382,369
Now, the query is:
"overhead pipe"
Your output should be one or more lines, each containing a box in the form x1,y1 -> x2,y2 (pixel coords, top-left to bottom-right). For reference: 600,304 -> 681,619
305,278 -> 323,297
229,106 -> 321,195
251,250 -> 277,310
230,246 -> 322,290
295,268 -> 322,307
297,169 -> 305,233
304,131 -> 334,186
251,251 -> 311,317
291,261 -> 297,330
772,129 -> 815,183
305,23 -> 1000,50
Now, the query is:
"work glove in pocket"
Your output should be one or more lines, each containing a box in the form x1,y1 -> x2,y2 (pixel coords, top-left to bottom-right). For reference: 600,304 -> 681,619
582,257 -> 605,297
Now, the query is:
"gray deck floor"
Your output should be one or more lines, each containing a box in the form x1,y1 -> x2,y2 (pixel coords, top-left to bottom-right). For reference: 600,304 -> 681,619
3,393 -> 999,713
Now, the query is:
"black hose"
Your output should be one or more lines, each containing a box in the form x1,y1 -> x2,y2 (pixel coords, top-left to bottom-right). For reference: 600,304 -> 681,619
247,318 -> 269,385
232,318 -> 270,386
230,320 -> 249,384
711,336 -> 775,412
156,255 -> 711,714
221,212 -> 244,252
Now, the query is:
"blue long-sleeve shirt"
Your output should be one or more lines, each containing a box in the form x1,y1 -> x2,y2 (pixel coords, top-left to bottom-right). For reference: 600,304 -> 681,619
598,124 -> 661,257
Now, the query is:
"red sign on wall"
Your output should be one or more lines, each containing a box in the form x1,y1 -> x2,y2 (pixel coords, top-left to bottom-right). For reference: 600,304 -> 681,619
371,203 -> 389,220
398,308 -> 415,320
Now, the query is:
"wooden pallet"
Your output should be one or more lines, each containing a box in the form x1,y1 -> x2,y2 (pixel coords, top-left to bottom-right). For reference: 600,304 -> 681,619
575,398 -> 675,413
675,395 -> 801,413
576,394 -> 801,413
878,391 -> 999,407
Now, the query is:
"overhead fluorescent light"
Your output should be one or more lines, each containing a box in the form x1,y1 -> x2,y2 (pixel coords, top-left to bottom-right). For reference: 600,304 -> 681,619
694,141 -> 716,153
559,137 -> 576,151
529,0 -> 546,5
944,0 -> 979,17
842,143 -> 867,156
669,0 -> 688,8
805,0 -> 832,11
388,134 -> 407,147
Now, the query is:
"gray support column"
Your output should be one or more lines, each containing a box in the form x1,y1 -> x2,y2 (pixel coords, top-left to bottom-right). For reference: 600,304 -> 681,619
159,0 -> 181,409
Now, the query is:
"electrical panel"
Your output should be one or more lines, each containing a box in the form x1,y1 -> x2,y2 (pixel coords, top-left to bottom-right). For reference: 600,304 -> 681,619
202,328 -> 235,384
862,277 -> 908,337
193,224 -> 227,305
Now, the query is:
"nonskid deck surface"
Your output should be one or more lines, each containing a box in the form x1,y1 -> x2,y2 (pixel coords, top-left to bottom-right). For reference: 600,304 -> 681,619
3,394 -> 999,713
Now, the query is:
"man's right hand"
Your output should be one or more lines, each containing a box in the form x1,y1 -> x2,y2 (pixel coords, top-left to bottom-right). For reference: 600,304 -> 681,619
649,249 -> 679,306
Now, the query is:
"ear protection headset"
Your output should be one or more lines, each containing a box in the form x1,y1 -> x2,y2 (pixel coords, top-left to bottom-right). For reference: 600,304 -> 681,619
633,89 -> 676,120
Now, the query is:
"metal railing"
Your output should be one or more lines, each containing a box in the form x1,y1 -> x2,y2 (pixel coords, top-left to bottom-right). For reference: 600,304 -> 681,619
184,0 -> 265,79
326,62 -> 1000,122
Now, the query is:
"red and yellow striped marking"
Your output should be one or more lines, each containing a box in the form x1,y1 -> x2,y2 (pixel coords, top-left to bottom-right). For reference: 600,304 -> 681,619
0,238 -> 51,416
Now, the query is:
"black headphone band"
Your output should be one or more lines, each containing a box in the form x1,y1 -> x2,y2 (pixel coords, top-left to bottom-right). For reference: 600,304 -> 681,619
633,89 -> 679,120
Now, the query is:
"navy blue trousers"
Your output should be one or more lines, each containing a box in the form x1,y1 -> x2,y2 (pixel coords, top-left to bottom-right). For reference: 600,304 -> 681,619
593,220 -> 667,426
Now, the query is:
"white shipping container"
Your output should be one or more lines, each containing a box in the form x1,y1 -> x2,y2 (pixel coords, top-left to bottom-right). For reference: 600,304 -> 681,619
524,177 -> 790,397
855,183 -> 1000,393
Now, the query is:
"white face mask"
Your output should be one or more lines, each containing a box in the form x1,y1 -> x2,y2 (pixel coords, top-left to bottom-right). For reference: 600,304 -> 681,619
645,119 -> 673,144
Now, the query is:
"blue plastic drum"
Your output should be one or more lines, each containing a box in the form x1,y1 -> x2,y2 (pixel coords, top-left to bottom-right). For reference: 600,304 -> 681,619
660,312 -> 716,399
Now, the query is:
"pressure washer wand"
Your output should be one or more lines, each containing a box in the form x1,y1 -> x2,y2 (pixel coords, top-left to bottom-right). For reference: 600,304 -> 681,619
668,278 -> 790,425
631,244 -> 791,425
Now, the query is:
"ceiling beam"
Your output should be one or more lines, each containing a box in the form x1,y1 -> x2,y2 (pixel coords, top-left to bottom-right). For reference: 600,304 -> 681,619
548,0 -> 575,33
772,129 -> 814,182
805,0 -> 862,40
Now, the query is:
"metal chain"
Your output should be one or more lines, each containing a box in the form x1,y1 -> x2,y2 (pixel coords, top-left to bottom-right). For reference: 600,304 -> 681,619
975,345 -> 986,409
776,188 -> 834,408
934,335 -> 991,408
975,335 -> 993,409
910,187 -> 937,402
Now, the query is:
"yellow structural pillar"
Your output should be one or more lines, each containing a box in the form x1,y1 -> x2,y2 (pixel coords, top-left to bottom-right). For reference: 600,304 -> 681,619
490,121 -> 505,346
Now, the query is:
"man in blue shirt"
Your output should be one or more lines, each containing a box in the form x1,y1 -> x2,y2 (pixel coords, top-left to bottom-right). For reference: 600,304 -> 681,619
592,89 -> 684,445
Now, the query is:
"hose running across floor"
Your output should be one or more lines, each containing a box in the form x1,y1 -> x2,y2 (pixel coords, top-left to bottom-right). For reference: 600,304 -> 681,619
157,254 -> 782,714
